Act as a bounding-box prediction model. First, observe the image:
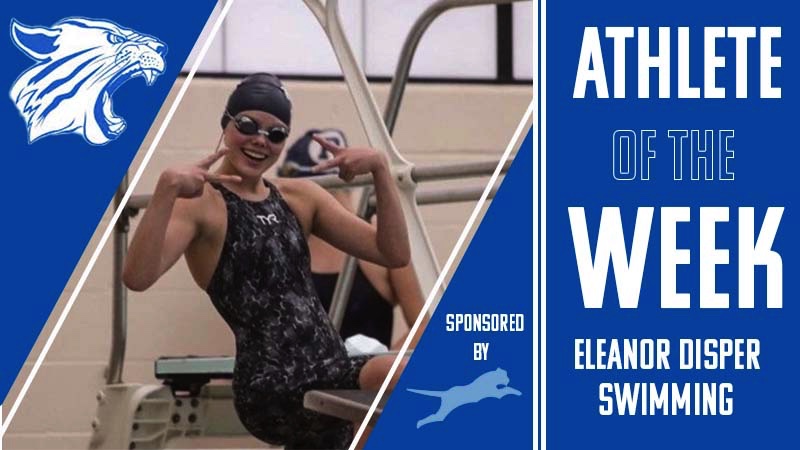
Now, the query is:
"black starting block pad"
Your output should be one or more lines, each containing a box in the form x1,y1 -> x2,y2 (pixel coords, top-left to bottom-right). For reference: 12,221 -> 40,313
155,356 -> 234,379
155,352 -> 409,380
304,389 -> 387,426
155,356 -> 233,395
155,353 -> 409,396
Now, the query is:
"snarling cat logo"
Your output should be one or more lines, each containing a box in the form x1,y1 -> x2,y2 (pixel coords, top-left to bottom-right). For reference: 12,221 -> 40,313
9,17 -> 168,145
408,368 -> 522,428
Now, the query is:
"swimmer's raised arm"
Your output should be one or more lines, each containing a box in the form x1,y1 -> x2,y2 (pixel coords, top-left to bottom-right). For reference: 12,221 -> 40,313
389,263 -> 427,325
310,135 -> 410,268
123,149 -> 241,291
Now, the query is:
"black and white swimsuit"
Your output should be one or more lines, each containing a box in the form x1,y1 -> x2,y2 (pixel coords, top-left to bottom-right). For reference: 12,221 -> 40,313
206,180 -> 369,449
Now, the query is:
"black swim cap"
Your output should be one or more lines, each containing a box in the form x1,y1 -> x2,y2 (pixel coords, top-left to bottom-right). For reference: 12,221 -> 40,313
221,73 -> 292,129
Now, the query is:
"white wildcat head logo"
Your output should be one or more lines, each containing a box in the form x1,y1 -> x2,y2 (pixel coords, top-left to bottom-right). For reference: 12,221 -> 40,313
9,17 -> 168,145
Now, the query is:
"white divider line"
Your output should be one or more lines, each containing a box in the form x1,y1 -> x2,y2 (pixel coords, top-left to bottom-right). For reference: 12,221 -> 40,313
532,0 -> 540,447
540,0 -> 547,447
350,103 -> 534,449
0,0 -> 236,436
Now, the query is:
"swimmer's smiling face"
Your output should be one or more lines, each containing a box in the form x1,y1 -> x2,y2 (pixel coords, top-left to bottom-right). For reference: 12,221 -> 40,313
223,110 -> 288,178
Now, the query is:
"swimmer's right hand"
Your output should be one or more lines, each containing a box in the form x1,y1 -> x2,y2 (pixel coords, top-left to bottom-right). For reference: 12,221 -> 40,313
159,148 -> 242,199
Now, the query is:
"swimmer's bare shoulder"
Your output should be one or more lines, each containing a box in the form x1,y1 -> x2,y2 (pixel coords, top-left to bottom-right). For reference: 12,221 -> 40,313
270,177 -> 324,236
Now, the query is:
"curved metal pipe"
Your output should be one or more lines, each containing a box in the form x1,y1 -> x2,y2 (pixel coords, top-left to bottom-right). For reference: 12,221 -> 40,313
125,159 -> 510,210
304,0 -> 443,299
384,0 -> 529,133
312,158 -> 512,189
106,175 -> 129,384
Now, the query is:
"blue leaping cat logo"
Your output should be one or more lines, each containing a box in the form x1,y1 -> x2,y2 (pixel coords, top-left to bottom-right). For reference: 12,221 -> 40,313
408,367 -> 522,428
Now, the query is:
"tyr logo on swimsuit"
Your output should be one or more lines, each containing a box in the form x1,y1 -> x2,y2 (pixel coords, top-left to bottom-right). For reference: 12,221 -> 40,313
9,17 -> 168,145
256,214 -> 279,226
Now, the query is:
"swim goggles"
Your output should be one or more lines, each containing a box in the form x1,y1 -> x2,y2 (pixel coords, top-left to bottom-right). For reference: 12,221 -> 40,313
225,111 -> 289,144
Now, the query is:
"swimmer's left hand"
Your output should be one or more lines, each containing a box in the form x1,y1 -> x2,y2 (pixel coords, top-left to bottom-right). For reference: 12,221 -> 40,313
311,134 -> 387,182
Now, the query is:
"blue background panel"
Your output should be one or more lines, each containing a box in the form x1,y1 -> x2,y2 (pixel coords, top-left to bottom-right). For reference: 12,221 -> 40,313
0,0 -> 216,405
368,129 -> 533,449
547,1 -> 795,448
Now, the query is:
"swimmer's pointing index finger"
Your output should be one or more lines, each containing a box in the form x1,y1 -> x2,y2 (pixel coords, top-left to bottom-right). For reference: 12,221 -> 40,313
311,135 -> 346,173
196,149 -> 241,183
197,147 -> 229,169
312,134 -> 345,154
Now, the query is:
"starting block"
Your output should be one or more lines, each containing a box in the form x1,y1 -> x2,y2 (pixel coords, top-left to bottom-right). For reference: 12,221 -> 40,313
88,355 -> 393,448
304,389 -> 386,427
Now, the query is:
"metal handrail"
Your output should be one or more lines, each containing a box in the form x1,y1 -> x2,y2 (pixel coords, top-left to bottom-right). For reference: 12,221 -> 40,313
124,183 -> 501,216
304,0 -> 444,303
107,176 -> 129,384
384,0 -> 530,133
330,0 -> 528,330
125,159 -> 508,210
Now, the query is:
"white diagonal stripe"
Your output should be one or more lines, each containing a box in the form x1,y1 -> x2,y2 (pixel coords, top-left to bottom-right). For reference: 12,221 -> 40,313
350,103 -> 534,449
0,0 -> 236,436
